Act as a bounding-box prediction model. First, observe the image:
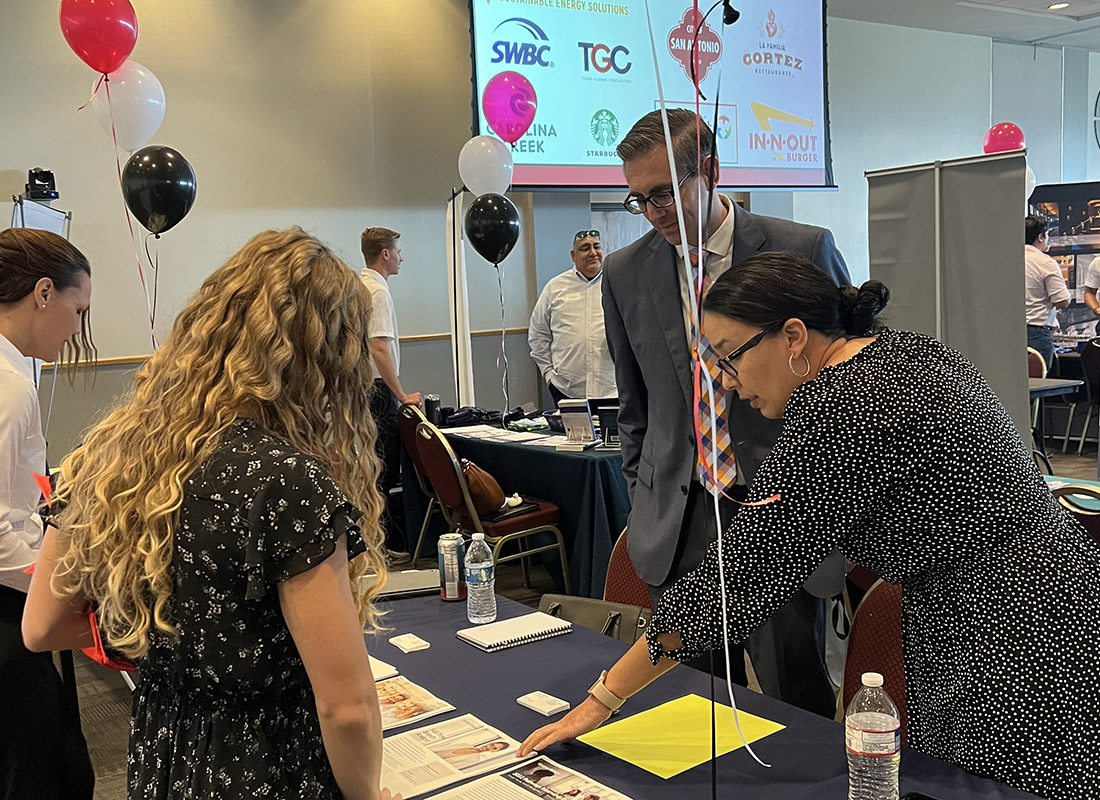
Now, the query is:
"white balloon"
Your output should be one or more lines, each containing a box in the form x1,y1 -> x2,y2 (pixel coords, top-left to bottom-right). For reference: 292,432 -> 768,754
1025,164 -> 1037,205
458,135 -> 514,197
91,61 -> 166,152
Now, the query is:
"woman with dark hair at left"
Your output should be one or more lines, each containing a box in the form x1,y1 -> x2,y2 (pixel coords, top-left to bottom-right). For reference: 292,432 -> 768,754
0,227 -> 95,800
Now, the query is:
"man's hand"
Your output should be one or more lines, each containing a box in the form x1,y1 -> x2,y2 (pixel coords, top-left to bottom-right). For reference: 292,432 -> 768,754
400,392 -> 423,407
517,696 -> 613,757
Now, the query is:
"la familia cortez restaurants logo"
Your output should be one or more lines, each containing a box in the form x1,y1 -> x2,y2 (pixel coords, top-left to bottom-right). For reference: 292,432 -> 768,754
667,7 -> 721,86
744,9 -> 803,77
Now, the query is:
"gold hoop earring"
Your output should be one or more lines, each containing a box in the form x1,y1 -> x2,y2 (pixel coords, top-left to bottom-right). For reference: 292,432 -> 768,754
788,353 -> 810,378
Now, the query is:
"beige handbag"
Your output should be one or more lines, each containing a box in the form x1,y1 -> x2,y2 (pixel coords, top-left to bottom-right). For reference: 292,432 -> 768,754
538,594 -> 651,646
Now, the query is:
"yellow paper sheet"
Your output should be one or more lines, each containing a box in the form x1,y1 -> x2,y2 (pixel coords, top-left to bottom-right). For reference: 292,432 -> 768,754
577,694 -> 786,779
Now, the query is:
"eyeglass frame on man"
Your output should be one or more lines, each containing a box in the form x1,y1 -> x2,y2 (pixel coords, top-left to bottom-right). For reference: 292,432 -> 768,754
622,170 -> 696,215
574,229 -> 601,242
714,321 -> 783,378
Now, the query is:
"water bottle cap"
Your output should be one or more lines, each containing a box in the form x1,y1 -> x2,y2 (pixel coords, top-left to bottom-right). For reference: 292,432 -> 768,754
471,532 -> 486,541
861,672 -> 884,687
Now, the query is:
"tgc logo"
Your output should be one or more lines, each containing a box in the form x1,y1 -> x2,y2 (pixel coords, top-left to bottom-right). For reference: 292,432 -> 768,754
578,42 -> 632,75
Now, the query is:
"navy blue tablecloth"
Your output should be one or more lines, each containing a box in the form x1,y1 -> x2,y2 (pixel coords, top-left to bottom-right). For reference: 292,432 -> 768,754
370,594 -> 1038,800
401,433 -> 631,598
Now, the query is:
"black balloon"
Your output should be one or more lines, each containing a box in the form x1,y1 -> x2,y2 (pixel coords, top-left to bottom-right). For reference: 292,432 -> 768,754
464,193 -> 520,265
121,145 -> 197,235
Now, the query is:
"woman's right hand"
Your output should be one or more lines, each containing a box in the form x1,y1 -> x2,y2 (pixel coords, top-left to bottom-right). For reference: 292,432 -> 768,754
517,696 -> 613,757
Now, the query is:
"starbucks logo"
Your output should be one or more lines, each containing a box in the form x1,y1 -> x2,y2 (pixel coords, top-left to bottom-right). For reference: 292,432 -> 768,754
591,109 -> 619,147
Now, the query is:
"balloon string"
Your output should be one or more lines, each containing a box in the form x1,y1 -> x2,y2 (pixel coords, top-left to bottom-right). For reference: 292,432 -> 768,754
143,234 -> 161,350
77,74 -> 105,112
496,263 -> 510,414
644,0 -> 770,771
104,77 -> 157,344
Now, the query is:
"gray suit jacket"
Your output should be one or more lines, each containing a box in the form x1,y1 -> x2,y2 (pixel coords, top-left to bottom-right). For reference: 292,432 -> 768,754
603,203 -> 851,587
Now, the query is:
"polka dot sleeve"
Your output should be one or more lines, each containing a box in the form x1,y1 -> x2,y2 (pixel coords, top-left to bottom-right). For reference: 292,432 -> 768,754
646,368 -> 907,665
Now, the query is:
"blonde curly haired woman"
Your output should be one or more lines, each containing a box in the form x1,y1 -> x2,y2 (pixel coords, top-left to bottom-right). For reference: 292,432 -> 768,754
24,228 -> 398,800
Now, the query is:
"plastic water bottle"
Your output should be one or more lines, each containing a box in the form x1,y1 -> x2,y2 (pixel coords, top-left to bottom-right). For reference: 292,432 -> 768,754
845,672 -> 901,800
464,533 -> 497,624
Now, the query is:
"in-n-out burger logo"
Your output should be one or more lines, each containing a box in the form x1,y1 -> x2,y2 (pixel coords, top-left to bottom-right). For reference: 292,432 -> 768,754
667,8 -> 721,86
743,10 -> 802,75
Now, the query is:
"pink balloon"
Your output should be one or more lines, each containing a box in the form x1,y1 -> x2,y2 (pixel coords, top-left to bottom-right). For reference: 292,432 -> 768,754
983,122 -> 1025,154
481,72 -> 537,145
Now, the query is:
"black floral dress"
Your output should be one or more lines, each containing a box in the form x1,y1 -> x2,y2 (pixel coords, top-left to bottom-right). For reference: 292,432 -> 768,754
649,330 -> 1100,800
128,420 -> 366,799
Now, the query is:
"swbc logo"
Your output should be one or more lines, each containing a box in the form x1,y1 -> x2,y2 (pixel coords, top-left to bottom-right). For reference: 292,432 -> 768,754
578,42 -> 632,75
491,17 -> 554,68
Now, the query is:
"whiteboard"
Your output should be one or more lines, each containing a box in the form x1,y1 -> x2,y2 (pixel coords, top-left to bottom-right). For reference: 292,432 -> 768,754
10,195 -> 70,238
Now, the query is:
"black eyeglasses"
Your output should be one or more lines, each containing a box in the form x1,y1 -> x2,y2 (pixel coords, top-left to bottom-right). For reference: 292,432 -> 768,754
623,171 -> 696,215
715,322 -> 782,378
574,230 -> 601,242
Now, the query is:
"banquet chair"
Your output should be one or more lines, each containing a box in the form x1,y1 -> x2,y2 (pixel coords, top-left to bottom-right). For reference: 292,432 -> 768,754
838,579 -> 908,747
397,403 -> 451,563
603,528 -> 651,610
1076,338 -> 1100,454
1050,483 -> 1100,545
414,421 -> 571,594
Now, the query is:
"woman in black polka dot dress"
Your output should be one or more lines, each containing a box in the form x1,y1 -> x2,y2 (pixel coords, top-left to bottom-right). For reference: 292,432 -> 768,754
521,252 -> 1100,800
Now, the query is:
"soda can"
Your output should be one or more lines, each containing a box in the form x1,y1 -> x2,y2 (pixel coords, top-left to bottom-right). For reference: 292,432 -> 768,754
438,533 -> 467,601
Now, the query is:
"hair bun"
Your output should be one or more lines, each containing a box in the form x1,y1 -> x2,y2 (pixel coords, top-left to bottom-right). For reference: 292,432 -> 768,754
839,280 -> 889,336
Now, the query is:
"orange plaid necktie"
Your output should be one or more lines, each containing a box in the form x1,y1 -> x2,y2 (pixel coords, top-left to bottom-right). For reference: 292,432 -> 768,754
689,251 -> 737,491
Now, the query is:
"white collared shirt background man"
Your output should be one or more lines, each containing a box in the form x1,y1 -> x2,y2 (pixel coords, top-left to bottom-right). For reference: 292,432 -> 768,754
528,230 -> 617,403
360,227 -> 419,563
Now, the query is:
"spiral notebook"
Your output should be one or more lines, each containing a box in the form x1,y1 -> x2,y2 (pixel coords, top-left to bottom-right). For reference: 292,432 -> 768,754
456,611 -> 572,652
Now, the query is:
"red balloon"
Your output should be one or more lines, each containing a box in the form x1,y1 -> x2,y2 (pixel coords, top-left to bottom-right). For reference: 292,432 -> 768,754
983,122 -> 1025,154
59,0 -> 138,75
482,72 -> 537,145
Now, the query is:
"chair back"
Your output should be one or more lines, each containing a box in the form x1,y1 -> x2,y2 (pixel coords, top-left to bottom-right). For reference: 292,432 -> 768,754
1050,483 -> 1100,544
413,421 -> 481,527
603,529 -> 652,609
1081,339 -> 1100,405
398,403 -> 434,496
1027,348 -> 1047,379
841,579 -> 908,747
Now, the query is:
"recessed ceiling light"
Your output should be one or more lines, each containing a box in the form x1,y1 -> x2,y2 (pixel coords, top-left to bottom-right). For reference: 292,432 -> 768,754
1049,2 -> 1070,8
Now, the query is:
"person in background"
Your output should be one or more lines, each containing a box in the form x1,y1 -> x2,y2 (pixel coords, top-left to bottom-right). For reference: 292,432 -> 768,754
521,252 -> 1100,800
528,230 -> 616,404
1024,214 -> 1069,371
360,227 -> 419,564
602,108 -> 848,716
0,227 -> 94,800
1080,254 -> 1100,323
23,229 -> 398,800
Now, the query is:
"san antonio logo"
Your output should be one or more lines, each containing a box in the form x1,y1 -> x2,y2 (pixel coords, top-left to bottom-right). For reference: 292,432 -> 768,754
591,109 -> 619,147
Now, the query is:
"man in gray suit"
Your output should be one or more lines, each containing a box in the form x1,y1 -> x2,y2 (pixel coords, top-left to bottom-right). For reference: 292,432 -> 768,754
604,109 -> 848,716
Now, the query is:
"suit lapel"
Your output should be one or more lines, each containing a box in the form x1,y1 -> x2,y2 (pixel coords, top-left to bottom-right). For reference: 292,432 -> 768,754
731,204 -> 767,264
644,238 -> 694,411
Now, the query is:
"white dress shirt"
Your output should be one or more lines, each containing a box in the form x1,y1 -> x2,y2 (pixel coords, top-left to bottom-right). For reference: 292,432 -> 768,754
0,331 -> 45,592
1024,244 -> 1070,328
1084,256 -> 1100,290
528,267 -> 617,399
360,268 -> 401,376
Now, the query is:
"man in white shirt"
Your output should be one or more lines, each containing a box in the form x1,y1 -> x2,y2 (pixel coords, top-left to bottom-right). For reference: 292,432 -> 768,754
1081,255 -> 1100,320
528,230 -> 616,404
1024,215 -> 1070,371
361,227 -> 420,563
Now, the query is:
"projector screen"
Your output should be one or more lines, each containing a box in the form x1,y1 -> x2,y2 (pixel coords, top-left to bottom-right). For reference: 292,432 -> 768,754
469,1 -> 833,191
